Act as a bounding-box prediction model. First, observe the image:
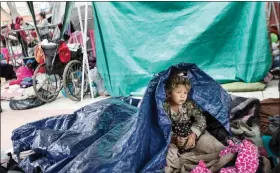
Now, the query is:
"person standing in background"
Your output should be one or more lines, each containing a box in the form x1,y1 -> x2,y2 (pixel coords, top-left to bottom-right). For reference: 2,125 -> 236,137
37,12 -> 50,40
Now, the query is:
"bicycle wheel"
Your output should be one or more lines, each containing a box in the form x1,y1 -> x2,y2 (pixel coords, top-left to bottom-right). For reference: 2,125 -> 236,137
63,60 -> 89,101
33,63 -> 62,103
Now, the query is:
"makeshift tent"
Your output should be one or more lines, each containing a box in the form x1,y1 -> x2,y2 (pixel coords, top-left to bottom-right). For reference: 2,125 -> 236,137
11,63 -> 231,173
93,2 -> 272,96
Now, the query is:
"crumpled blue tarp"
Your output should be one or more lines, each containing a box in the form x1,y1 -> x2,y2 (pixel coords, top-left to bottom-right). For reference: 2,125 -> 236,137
11,63 -> 231,173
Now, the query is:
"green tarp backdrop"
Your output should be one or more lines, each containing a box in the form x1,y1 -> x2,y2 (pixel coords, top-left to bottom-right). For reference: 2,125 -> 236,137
93,2 -> 272,96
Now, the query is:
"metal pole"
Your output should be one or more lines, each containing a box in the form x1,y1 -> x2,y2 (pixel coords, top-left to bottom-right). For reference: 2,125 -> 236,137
79,4 -> 86,101
80,2 -> 94,100
84,2 -> 94,99
77,7 -> 84,34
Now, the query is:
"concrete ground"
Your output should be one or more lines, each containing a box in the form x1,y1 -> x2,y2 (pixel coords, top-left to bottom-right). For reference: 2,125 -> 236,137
1,80 -> 279,159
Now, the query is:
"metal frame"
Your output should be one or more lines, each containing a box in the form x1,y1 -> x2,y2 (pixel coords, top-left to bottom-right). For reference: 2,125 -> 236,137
77,2 -> 94,100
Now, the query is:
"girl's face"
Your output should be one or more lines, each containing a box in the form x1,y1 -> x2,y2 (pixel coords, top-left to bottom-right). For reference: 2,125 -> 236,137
169,84 -> 188,106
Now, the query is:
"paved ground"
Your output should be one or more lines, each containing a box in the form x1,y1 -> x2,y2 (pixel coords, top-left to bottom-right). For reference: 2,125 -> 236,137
1,80 -> 279,159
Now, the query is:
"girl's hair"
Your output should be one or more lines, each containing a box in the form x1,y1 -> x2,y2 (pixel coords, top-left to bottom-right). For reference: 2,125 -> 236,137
39,12 -> 46,19
165,75 -> 191,93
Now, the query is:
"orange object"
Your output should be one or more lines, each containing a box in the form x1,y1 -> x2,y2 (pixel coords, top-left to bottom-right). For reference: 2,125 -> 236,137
34,44 -> 45,64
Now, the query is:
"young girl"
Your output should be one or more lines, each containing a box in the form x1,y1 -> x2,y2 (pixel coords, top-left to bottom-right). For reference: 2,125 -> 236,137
164,73 -> 234,173
163,74 -> 206,153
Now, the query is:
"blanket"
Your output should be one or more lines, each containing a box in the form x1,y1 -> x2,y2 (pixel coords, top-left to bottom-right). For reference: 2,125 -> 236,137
205,95 -> 260,144
230,95 -> 260,126
165,131 -> 235,173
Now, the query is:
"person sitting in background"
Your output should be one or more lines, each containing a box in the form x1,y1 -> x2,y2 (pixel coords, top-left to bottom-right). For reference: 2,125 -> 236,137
37,12 -> 50,40
14,16 -> 33,58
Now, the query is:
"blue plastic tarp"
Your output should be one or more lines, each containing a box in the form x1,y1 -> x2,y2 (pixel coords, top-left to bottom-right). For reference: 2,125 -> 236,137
12,63 -> 231,173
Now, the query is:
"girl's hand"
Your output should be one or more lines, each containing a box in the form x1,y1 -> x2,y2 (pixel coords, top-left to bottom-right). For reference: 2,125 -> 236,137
177,136 -> 188,147
185,133 -> 196,149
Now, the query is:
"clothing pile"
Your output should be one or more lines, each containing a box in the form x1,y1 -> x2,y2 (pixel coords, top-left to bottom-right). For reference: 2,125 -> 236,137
166,138 -> 272,173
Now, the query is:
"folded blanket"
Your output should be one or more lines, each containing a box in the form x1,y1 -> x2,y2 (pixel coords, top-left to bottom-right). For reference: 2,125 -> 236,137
222,82 -> 266,92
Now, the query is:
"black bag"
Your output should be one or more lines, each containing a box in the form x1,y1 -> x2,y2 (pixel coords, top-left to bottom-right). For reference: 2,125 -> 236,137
9,97 -> 45,110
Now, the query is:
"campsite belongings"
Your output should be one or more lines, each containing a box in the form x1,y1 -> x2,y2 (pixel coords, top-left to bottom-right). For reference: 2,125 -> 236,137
165,131 -> 236,173
5,85 -> 46,110
10,63 -> 232,173
89,67 -> 107,96
230,120 -> 255,137
34,44 -> 46,64
190,139 -> 259,173
0,63 -> 16,81
268,115 -> 280,133
9,96 -> 45,110
259,98 -> 280,135
9,66 -> 33,86
19,77 -> 33,88
229,95 -> 260,127
269,128 -> 280,157
221,82 -> 267,92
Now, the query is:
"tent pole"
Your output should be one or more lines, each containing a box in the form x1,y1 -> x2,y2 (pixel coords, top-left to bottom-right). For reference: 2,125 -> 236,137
80,2 -> 94,100
78,5 -> 85,101
84,2 -> 94,99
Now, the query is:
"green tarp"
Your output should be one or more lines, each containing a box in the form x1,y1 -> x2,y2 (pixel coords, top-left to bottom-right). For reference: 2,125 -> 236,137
60,2 -> 74,40
93,2 -> 272,96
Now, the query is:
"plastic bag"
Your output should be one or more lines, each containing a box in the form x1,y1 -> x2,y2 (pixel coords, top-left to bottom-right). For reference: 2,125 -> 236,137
89,67 -> 106,95
9,97 -> 45,110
